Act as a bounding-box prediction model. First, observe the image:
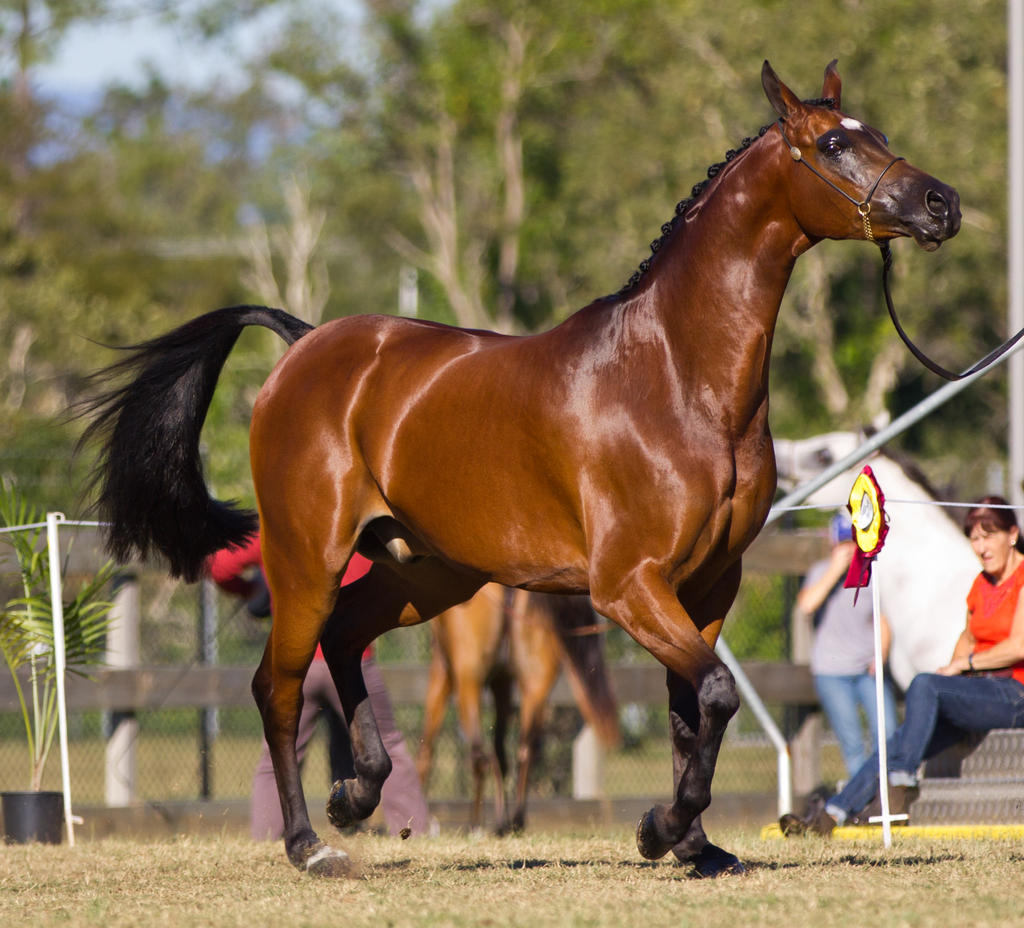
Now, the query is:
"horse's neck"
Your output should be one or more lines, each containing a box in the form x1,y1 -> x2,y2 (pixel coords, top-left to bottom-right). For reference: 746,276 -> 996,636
636,136 -> 801,417
677,140 -> 800,314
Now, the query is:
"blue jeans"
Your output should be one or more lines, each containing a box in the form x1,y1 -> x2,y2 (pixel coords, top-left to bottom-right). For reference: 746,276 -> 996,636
828,672 -> 1024,820
814,672 -> 899,777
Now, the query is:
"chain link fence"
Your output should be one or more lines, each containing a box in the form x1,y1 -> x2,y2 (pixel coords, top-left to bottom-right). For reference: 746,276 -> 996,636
0,521 -> 838,816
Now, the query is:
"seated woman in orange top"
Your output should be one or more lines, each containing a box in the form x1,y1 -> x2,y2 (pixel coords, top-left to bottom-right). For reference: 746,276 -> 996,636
783,495 -> 1024,835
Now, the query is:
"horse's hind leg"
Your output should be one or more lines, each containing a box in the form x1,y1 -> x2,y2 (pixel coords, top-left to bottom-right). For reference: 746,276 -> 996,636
252,608 -> 353,877
488,665 -> 513,833
451,663 -> 499,830
317,578 -> 399,835
318,561 -> 484,835
507,593 -> 561,833
322,647 -> 391,832
416,640 -> 452,792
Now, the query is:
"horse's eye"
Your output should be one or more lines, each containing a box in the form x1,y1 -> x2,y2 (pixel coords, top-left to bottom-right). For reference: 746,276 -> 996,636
817,130 -> 849,159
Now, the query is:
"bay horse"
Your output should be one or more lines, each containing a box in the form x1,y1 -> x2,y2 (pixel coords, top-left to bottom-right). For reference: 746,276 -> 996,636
416,584 -> 619,833
80,61 -> 960,877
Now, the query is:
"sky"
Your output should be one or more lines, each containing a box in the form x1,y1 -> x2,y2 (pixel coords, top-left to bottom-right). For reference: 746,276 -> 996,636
32,12 -> 273,98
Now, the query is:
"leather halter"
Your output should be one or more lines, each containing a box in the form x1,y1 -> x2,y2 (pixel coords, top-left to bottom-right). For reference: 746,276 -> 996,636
778,119 -> 1024,382
776,118 -> 902,242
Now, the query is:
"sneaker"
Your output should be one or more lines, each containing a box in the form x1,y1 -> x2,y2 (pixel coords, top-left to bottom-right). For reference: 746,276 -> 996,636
849,784 -> 918,826
778,812 -> 806,836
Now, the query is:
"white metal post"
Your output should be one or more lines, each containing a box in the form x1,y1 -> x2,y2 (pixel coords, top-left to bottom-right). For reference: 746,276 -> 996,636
45,512 -> 75,847
715,636 -> 792,816
1009,0 -> 1024,508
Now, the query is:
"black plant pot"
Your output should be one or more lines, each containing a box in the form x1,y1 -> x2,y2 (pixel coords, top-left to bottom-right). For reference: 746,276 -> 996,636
1,790 -> 64,844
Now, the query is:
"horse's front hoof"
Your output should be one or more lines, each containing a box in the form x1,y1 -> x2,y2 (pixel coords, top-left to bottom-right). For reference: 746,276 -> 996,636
326,779 -> 358,831
635,806 -> 674,861
682,843 -> 746,879
304,843 -> 358,879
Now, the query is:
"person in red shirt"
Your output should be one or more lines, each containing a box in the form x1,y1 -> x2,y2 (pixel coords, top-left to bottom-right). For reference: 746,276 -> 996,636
208,533 -> 431,840
782,495 -> 1024,836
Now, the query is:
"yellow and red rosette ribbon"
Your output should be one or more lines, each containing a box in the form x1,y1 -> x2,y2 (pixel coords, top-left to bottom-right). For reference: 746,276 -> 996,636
843,464 -> 888,596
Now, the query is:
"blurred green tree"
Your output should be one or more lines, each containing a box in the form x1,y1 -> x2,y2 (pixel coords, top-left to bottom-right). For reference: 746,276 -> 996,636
0,0 -> 1011,515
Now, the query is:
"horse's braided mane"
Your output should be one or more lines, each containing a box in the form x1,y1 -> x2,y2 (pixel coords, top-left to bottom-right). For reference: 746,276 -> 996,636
608,96 -> 837,299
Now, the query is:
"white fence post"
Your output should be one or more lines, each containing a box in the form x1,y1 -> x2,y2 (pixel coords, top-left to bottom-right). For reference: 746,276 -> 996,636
105,572 -> 140,807
572,724 -> 604,799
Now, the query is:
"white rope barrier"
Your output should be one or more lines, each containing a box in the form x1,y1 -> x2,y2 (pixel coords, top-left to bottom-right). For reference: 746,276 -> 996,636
772,497 -> 1024,518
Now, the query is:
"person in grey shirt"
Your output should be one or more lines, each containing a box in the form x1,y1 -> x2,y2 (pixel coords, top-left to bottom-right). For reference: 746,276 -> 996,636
798,512 -> 898,778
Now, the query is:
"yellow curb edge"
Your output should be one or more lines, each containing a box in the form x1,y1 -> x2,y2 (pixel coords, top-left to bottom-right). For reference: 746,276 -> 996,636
761,822 -> 1024,841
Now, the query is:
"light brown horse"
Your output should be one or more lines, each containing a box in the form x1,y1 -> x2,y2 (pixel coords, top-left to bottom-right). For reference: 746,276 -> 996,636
81,61 -> 960,877
416,584 -> 619,833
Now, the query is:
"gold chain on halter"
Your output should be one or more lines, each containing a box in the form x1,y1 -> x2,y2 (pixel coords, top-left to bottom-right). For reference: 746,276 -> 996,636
858,203 -> 874,241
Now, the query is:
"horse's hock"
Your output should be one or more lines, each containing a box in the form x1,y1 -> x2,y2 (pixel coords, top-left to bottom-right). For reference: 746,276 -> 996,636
911,730 -> 1024,824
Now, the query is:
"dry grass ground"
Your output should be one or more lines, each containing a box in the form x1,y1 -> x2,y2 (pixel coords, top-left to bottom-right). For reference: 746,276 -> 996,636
1,827 -> 1022,928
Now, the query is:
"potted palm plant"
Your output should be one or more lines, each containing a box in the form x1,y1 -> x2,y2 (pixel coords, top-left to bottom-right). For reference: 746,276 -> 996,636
0,480 -> 114,843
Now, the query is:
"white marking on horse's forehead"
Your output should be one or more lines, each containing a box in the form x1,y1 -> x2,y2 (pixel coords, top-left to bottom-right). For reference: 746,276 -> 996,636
841,117 -> 865,131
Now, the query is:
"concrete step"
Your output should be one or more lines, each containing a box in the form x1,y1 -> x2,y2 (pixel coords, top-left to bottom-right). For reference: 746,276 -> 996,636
910,729 -> 1024,823
923,729 -> 1024,779
912,778 -> 1024,824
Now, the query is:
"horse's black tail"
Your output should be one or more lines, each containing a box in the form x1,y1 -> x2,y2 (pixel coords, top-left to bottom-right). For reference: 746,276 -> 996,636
541,593 -> 621,749
77,305 -> 314,581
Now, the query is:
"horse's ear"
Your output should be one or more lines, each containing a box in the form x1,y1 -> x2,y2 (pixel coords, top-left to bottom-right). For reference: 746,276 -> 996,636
761,60 -> 801,119
822,59 -> 842,108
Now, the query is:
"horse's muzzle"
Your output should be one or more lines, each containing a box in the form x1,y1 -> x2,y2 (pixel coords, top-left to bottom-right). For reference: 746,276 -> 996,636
912,181 -> 960,250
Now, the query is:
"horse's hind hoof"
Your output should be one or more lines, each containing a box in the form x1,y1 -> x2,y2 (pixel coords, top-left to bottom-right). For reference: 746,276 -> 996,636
635,806 -> 674,861
304,843 -> 358,879
327,779 -> 359,831
681,843 -> 746,879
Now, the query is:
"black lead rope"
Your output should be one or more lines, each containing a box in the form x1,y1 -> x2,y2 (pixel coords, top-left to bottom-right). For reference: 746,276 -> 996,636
879,240 -> 1024,381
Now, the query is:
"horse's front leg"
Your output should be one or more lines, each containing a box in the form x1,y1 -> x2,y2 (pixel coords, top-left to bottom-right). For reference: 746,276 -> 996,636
670,814 -> 742,878
659,628 -> 745,876
593,562 -> 742,876
633,662 -> 740,872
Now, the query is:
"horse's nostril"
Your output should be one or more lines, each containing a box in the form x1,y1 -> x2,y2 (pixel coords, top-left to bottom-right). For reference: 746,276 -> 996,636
926,189 -> 949,219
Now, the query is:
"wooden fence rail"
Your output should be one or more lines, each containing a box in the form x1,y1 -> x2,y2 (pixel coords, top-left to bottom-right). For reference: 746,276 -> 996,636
0,661 -> 816,713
